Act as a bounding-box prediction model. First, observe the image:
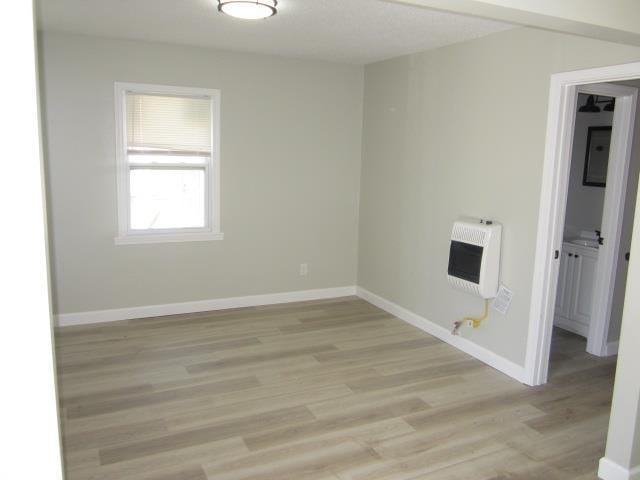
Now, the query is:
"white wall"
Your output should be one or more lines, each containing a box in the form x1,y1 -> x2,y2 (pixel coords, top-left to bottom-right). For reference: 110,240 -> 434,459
602,174 -> 640,476
358,27 -> 640,365
0,2 -> 63,478
564,95 -> 612,237
39,32 -> 364,316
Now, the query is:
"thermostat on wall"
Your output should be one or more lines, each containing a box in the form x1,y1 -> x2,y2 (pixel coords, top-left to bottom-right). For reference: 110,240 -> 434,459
447,218 -> 502,299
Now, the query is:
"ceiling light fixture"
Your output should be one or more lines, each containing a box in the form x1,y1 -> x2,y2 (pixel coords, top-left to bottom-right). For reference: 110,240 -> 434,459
217,0 -> 277,20
578,95 -> 601,113
578,95 -> 616,113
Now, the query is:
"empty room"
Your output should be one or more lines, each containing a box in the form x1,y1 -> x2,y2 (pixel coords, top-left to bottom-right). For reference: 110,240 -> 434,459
4,1 -> 640,480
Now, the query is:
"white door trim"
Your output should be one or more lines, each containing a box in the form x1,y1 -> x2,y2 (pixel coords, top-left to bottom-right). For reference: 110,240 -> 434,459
581,83 -> 638,357
525,62 -> 640,387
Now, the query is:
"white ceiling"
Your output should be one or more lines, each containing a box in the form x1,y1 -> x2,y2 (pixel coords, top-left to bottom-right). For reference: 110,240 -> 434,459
37,0 -> 513,65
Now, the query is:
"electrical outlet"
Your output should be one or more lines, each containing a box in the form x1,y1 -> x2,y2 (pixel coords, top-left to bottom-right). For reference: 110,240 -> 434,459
299,263 -> 308,276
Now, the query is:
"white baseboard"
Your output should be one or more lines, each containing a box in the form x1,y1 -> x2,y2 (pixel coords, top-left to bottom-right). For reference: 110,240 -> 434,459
605,340 -> 620,356
554,315 -> 590,338
599,457 -> 640,480
355,286 -> 527,383
55,286 -> 357,327
56,284 -> 532,383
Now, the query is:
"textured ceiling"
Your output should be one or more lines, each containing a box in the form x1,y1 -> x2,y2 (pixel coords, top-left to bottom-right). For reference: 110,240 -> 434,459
37,0 -> 513,65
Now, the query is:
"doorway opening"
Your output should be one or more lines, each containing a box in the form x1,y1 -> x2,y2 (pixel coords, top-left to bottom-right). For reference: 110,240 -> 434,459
550,85 -> 640,368
526,64 -> 640,388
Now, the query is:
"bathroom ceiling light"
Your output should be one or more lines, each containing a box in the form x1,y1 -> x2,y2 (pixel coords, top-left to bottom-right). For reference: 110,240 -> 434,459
218,0 -> 277,20
578,95 -> 600,113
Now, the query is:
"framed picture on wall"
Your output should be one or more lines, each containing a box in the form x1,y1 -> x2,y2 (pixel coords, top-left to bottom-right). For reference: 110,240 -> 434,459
583,125 -> 612,187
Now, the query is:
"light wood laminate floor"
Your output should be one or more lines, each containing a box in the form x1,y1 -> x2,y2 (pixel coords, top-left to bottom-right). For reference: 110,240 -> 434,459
55,297 -> 616,480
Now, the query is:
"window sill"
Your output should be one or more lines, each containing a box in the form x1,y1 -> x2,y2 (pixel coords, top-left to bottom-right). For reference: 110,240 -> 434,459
114,232 -> 224,245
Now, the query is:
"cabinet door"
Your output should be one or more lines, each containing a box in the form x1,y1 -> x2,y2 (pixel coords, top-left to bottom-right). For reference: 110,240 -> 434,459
570,252 -> 597,328
554,250 -> 573,318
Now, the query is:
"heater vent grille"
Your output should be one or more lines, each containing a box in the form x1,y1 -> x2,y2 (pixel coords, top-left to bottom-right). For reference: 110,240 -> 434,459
452,224 -> 487,246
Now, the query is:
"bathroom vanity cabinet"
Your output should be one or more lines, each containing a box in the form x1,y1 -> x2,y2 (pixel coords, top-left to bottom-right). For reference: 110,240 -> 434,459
554,242 -> 599,337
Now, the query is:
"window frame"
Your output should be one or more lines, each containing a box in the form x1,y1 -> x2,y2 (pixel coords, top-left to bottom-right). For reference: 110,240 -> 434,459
114,82 -> 223,245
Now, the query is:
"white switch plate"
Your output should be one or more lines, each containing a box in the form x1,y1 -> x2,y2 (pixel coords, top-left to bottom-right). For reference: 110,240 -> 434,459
491,284 -> 513,315
299,263 -> 308,276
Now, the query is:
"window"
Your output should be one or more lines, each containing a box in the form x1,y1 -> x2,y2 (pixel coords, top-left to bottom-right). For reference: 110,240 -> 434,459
114,82 -> 222,245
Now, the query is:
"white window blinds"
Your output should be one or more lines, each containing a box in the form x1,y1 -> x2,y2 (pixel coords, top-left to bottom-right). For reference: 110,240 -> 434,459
126,93 -> 212,154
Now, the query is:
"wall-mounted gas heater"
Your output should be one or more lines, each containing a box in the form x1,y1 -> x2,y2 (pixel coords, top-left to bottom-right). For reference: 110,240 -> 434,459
447,218 -> 502,299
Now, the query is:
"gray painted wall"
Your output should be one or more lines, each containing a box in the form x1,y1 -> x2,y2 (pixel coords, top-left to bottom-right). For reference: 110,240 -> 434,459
357,27 -> 640,365
40,27 -> 640,366
39,32 -> 364,315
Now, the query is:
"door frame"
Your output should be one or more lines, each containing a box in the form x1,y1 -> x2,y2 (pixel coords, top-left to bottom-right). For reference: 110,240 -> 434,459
525,62 -> 640,387
582,83 -> 638,357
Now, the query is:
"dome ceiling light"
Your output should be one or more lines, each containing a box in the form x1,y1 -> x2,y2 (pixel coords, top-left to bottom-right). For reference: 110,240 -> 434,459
217,1 -> 277,20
